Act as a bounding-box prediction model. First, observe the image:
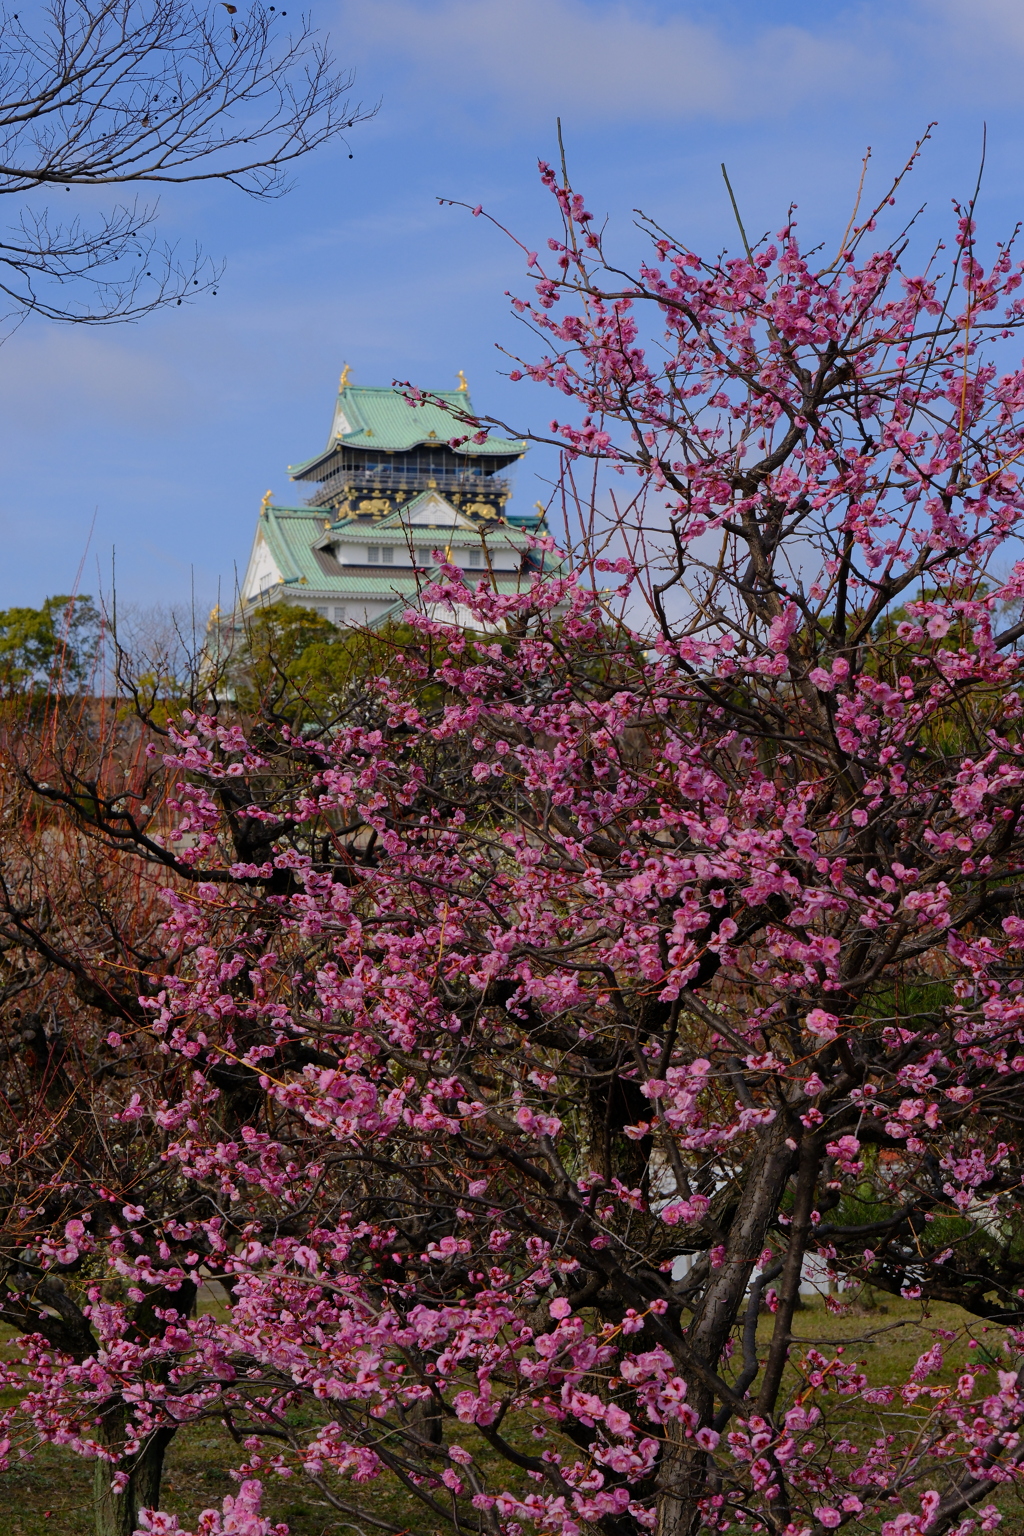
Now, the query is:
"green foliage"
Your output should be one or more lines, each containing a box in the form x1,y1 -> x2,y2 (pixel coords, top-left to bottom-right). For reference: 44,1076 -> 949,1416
224,604 -> 471,722
0,595 -> 100,694
226,605 -> 385,719
219,603 -> 641,731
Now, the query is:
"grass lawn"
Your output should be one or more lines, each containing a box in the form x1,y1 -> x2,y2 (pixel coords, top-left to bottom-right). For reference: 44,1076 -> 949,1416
1,1294 -> 1020,1534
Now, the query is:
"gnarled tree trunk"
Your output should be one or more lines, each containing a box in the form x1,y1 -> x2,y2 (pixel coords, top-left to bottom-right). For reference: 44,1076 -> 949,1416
93,1417 -> 177,1536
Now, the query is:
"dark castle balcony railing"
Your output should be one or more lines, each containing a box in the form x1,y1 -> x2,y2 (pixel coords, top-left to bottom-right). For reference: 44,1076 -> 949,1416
304,466 -> 511,508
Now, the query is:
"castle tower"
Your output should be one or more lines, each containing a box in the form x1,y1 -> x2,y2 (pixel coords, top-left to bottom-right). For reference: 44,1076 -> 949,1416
232,374 -> 548,631
288,370 -> 525,525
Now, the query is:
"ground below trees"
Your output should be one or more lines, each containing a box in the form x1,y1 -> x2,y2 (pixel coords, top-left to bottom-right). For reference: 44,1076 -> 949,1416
3,1294 -> 1020,1535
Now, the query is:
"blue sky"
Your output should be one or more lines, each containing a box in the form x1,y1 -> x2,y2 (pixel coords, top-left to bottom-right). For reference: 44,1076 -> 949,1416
2,0 -> 1024,612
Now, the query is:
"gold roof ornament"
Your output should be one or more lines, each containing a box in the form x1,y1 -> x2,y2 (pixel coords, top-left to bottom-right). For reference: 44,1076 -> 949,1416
456,369 -> 468,392
260,489 -> 273,515
339,363 -> 352,389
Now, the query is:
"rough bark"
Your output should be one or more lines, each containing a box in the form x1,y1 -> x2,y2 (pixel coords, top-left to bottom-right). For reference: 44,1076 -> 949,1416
93,1418 -> 177,1536
655,1111 -> 798,1536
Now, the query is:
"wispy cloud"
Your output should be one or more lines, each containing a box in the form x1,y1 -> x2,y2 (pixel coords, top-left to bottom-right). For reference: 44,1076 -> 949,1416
0,324 -> 186,435
925,0 -> 1024,54
347,0 -> 880,124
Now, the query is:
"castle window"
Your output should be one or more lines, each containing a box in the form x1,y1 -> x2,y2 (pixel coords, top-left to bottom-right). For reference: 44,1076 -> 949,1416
469,547 -> 483,568
333,606 -> 346,623
367,546 -> 393,565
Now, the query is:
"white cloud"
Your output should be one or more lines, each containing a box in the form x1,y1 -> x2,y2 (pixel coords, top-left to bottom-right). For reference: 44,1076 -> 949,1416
925,0 -> 1024,51
346,0 -> 879,124
0,323 -> 186,435
914,0 -> 1024,98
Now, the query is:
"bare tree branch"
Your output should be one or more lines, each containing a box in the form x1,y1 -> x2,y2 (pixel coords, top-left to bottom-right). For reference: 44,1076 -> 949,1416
0,0 -> 373,324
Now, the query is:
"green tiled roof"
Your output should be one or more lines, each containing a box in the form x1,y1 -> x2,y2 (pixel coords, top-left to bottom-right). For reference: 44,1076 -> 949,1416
258,507 -> 320,587
254,505 -> 533,604
288,385 -> 525,477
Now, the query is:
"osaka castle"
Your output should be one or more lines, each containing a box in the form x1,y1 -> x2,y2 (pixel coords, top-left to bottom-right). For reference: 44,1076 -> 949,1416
234,371 -> 546,629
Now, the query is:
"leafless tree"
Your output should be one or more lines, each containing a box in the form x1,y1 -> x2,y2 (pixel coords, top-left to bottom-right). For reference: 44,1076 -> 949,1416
0,0 -> 370,327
